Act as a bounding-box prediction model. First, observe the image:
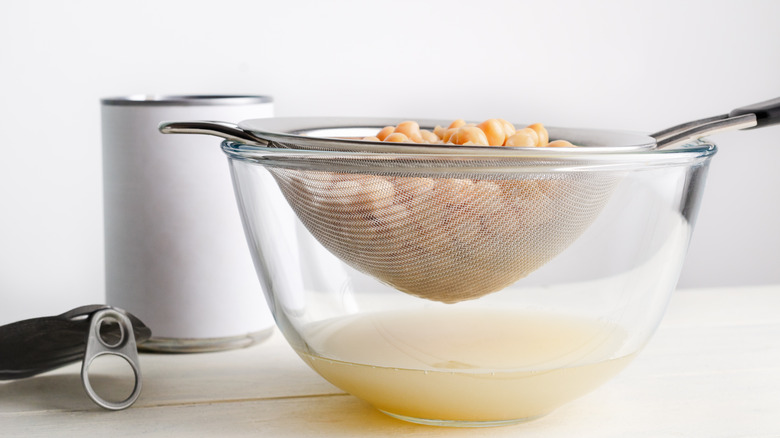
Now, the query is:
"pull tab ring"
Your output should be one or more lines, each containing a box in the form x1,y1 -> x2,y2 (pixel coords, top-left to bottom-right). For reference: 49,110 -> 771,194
81,308 -> 142,410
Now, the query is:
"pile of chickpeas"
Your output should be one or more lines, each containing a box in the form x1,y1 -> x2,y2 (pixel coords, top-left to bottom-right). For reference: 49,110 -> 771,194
363,119 -> 574,148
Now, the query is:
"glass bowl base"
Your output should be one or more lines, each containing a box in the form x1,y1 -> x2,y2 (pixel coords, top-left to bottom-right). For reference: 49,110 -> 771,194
379,410 -> 547,428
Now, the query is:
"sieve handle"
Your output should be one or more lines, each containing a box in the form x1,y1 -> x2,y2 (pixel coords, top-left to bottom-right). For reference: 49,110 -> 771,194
652,96 -> 780,149
158,120 -> 269,146
728,97 -> 780,129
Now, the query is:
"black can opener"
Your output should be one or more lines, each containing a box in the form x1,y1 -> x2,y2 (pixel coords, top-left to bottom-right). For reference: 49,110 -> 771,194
0,305 -> 151,410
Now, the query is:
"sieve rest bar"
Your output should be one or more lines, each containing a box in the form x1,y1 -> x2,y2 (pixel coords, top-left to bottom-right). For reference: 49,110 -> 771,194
651,114 -> 729,144
653,114 -> 757,150
159,120 -> 269,146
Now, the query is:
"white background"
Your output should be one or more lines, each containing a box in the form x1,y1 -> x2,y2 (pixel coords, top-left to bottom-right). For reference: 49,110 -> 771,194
1,0 -> 778,324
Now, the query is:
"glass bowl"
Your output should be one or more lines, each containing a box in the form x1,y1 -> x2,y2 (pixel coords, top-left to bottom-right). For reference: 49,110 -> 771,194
221,127 -> 715,427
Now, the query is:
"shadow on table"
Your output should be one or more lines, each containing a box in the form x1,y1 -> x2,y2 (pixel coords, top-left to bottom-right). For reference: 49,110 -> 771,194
234,393 -> 581,437
0,372 -> 128,412
0,375 -> 616,437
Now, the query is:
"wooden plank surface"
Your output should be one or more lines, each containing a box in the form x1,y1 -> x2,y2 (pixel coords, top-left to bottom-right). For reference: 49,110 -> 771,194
1,286 -> 778,437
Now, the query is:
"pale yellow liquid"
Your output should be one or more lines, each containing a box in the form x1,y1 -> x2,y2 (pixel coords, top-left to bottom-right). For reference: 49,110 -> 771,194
298,308 -> 636,424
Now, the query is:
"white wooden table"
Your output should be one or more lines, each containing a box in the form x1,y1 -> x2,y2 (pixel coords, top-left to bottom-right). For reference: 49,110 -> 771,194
2,285 -> 779,437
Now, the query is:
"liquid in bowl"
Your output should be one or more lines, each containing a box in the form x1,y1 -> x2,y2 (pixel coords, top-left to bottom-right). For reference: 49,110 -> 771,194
297,308 -> 635,426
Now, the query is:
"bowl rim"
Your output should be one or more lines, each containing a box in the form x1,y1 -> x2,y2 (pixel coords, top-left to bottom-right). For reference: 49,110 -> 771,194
221,140 -> 717,175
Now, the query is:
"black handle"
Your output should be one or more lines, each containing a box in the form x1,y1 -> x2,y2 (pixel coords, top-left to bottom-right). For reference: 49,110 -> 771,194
728,97 -> 780,129
0,305 -> 151,380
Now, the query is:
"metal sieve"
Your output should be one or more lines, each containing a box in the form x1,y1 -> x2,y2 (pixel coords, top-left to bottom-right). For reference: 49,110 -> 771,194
270,167 -> 617,302
160,97 -> 779,303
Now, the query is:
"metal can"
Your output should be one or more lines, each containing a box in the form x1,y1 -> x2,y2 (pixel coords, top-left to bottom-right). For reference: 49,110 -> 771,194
101,95 -> 275,352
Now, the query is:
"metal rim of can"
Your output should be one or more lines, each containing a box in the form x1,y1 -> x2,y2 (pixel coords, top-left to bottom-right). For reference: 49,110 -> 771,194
101,95 -> 274,106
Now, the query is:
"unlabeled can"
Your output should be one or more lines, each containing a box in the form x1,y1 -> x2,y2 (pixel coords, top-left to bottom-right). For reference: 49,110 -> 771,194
101,95 -> 275,353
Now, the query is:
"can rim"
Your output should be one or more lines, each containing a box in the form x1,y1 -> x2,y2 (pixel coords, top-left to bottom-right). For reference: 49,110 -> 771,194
101,95 -> 273,106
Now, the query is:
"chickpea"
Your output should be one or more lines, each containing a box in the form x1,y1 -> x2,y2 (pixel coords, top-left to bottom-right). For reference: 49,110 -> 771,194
433,125 -> 447,139
393,177 -> 435,205
477,119 -> 507,146
498,119 -> 516,140
505,128 -> 539,147
546,139 -> 575,147
448,119 -> 466,129
434,177 -> 474,200
327,179 -> 365,211
359,176 -> 395,211
420,129 -> 439,143
442,127 -> 459,143
375,203 -> 411,230
363,136 -> 380,142
527,123 -> 549,147
384,132 -> 410,143
326,177 -> 395,216
376,126 -> 395,141
450,126 -> 489,146
393,121 -> 420,139
471,181 -> 503,213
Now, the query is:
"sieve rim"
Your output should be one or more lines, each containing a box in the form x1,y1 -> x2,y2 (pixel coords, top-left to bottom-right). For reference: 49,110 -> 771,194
237,117 -> 659,155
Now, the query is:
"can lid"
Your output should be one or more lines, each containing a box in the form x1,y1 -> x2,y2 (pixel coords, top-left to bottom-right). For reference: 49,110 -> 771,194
101,95 -> 273,106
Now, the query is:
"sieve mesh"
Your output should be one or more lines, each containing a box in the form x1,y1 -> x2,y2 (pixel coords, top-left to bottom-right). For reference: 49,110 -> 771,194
269,166 -> 618,303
